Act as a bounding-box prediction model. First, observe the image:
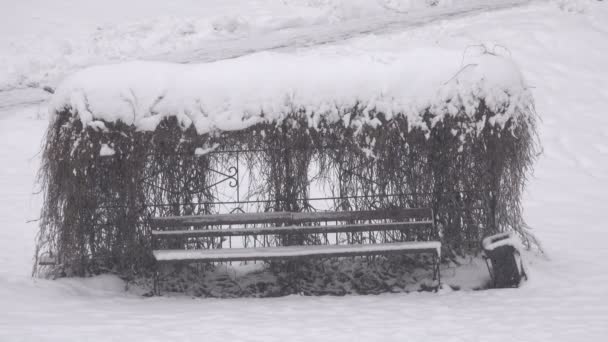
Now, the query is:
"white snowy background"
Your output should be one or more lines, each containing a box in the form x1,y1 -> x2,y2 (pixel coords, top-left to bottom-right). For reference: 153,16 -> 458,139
1,0 -> 608,341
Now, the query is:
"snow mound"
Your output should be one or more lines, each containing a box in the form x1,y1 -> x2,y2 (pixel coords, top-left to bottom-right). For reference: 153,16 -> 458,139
50,49 -> 532,135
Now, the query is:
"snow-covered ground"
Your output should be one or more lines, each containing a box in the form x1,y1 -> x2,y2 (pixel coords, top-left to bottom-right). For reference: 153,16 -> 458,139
0,0 -> 523,91
0,0 -> 530,115
1,0 -> 608,341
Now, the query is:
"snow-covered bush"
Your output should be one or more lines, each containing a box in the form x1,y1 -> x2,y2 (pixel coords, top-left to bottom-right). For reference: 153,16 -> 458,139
35,50 -> 538,278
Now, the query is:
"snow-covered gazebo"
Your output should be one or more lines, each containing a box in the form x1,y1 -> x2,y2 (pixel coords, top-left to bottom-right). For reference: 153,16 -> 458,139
36,49 -> 537,284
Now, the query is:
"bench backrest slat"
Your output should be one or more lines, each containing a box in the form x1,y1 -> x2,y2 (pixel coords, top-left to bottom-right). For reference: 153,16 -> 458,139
290,208 -> 431,223
152,211 -> 293,227
152,208 -> 433,228
152,220 -> 434,238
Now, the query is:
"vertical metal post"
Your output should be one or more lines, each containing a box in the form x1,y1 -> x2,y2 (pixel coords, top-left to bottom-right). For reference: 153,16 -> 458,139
153,270 -> 159,296
432,254 -> 437,281
437,261 -> 441,288
236,151 -> 240,204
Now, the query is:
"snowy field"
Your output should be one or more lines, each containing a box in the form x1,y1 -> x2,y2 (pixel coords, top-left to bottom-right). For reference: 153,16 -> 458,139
0,0 -> 530,114
0,0 -> 528,93
1,0 -> 608,341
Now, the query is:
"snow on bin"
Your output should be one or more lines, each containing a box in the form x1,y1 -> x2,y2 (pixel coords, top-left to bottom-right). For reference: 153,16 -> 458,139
482,232 -> 527,288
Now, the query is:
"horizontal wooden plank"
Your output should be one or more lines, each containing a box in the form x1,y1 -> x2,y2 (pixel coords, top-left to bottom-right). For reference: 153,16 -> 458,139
290,209 -> 432,223
151,208 -> 433,227
152,221 -> 434,238
151,211 -> 293,227
153,241 -> 441,263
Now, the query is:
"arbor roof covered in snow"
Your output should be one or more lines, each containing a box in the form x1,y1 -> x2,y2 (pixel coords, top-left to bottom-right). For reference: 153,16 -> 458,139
50,49 -> 533,135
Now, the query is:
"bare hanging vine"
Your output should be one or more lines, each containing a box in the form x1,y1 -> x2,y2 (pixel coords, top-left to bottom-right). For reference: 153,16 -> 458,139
35,99 -> 538,278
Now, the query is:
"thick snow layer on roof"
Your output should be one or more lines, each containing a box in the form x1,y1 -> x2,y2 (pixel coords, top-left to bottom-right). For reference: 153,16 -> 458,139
50,49 -> 532,135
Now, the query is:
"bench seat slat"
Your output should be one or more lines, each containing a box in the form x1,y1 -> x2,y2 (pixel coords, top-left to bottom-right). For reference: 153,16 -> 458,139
153,241 -> 441,263
152,220 -> 433,238
152,208 -> 432,228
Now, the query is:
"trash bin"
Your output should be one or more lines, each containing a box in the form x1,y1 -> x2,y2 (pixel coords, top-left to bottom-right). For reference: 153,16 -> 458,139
482,232 -> 526,288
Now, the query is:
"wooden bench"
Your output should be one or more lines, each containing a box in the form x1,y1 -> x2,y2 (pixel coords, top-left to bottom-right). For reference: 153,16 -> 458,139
151,208 -> 441,295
